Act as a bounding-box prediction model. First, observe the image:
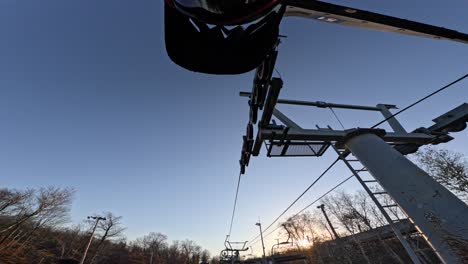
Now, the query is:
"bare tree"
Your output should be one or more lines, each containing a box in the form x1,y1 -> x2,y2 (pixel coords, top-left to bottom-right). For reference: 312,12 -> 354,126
414,147 -> 468,202
322,191 -> 407,264
56,225 -> 83,259
210,256 -> 220,264
167,240 -> 182,264
281,211 -> 326,249
137,232 -> 168,264
180,239 -> 202,264
0,187 -> 73,248
0,189 -> 33,216
201,249 -> 210,263
322,192 -> 375,235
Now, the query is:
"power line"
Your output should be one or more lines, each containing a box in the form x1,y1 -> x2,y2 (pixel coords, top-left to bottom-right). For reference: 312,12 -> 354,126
329,107 -> 345,129
372,73 -> 468,128
246,158 -> 341,246
247,158 -> 339,245
274,67 -> 283,79
228,172 -> 242,237
248,174 -> 354,247
293,175 -> 354,216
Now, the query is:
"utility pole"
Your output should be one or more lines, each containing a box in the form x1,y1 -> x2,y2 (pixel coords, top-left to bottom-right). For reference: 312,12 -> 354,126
79,216 -> 106,264
317,204 -> 340,240
318,204 -> 354,264
255,222 -> 267,263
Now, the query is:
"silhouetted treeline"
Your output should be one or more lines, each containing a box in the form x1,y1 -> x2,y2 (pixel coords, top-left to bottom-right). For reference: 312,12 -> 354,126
0,187 -> 214,264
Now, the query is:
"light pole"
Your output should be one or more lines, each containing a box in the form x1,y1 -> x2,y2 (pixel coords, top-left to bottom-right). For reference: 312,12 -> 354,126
317,204 -> 340,240
255,222 -> 266,263
79,216 -> 106,264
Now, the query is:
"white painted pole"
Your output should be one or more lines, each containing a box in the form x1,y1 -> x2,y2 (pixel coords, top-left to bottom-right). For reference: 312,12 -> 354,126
345,132 -> 468,264
79,216 -> 105,264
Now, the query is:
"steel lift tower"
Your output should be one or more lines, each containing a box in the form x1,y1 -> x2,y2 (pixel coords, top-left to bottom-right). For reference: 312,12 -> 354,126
238,74 -> 468,263
163,0 -> 468,262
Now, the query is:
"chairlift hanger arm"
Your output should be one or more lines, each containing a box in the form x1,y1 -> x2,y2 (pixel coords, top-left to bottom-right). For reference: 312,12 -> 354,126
224,240 -> 249,251
222,248 -> 250,252
284,0 -> 468,44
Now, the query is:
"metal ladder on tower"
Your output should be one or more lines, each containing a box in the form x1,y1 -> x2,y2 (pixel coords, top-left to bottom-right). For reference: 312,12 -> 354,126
332,145 -> 424,264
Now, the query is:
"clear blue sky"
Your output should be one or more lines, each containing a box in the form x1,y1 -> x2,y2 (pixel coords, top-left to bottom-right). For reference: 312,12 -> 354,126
0,0 -> 467,257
